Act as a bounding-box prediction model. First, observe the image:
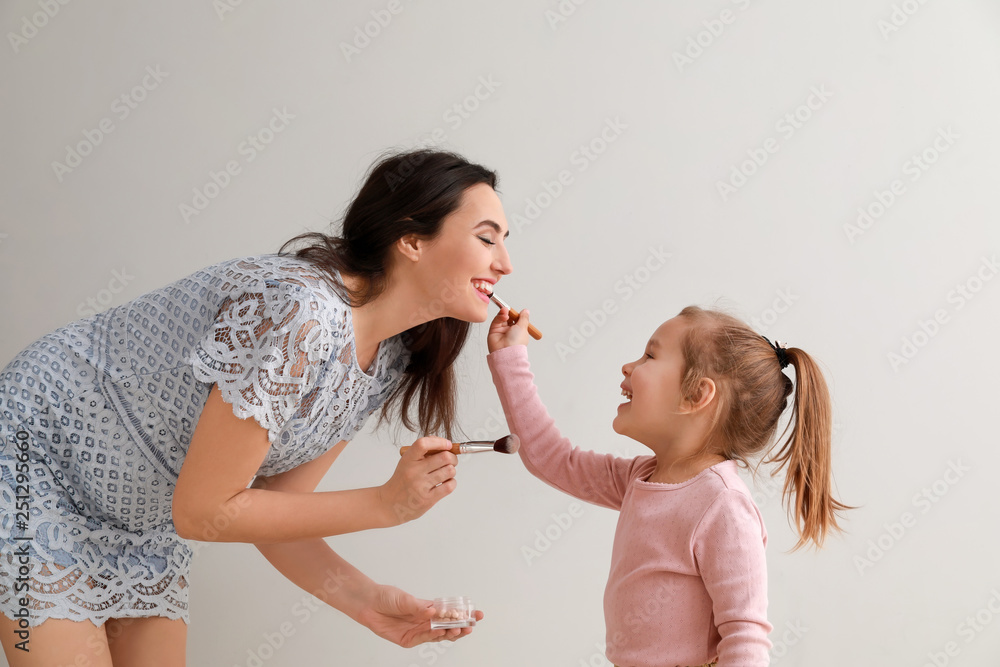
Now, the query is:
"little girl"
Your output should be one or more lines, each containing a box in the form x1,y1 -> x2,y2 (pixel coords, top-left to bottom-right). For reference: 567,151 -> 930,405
486,305 -> 849,667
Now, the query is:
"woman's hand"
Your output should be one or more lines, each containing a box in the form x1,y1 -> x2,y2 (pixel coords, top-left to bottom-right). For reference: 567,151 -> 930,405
378,437 -> 457,525
357,584 -> 485,648
487,305 -> 531,353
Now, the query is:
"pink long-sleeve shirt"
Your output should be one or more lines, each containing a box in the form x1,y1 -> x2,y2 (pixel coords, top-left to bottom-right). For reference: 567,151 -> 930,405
487,345 -> 772,667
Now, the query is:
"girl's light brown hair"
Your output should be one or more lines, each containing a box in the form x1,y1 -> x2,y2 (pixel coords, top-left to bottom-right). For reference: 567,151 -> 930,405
676,306 -> 851,550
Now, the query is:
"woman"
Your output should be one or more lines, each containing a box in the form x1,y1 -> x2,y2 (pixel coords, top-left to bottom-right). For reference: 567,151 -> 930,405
0,149 -> 511,665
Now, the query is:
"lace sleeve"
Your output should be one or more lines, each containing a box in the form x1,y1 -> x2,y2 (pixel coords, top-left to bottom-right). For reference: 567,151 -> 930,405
188,281 -> 336,444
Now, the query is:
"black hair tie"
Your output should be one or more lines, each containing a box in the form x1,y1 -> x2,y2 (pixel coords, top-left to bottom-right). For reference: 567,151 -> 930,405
761,335 -> 790,369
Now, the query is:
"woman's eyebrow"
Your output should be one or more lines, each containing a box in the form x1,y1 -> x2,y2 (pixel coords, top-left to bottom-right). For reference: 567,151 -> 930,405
476,219 -> 510,239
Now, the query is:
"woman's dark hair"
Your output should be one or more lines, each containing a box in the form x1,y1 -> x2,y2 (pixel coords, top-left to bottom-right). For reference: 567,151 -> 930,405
277,148 -> 499,441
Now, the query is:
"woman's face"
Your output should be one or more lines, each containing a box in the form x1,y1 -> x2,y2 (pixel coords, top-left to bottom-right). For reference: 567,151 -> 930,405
415,183 -> 513,323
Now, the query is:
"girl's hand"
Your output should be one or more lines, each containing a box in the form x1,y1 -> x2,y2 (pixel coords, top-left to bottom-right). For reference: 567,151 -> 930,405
357,584 -> 485,648
378,437 -> 457,525
487,306 -> 531,353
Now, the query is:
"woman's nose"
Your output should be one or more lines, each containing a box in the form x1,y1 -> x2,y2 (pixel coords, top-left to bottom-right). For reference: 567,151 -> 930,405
493,242 -> 513,275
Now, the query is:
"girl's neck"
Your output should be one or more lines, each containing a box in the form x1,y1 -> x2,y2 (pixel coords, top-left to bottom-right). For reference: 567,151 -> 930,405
647,452 -> 727,484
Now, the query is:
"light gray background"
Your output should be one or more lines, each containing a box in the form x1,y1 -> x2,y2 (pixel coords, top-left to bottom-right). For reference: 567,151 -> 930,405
3,1 -> 999,665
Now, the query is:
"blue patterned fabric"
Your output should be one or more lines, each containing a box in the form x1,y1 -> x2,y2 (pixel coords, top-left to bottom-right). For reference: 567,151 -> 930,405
0,254 -> 410,626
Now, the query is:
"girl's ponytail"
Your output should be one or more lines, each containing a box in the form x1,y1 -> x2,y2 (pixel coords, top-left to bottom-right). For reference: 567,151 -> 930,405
677,306 -> 852,551
764,347 -> 852,550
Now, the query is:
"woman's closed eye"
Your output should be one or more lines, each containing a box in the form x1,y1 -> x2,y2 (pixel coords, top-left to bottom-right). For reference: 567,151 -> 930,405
477,236 -> 496,246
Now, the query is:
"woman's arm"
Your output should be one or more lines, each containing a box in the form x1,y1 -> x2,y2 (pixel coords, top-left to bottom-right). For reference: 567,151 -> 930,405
249,449 -> 480,646
172,384 -> 458,543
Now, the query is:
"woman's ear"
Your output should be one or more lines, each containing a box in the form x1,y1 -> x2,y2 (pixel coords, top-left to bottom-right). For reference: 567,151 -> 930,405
395,232 -> 422,263
681,377 -> 716,414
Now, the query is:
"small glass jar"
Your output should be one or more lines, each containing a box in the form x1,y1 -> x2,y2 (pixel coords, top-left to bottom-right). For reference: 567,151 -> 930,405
430,596 -> 475,629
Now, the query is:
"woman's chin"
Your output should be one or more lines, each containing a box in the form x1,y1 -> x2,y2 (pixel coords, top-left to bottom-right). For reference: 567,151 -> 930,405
447,301 -> 490,323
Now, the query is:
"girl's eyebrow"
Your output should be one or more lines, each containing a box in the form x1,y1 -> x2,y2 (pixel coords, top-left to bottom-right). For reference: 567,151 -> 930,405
475,219 -> 510,239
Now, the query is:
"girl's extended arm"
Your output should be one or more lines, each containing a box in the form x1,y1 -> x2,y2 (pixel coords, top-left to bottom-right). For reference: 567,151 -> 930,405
172,384 -> 458,543
487,343 -> 638,510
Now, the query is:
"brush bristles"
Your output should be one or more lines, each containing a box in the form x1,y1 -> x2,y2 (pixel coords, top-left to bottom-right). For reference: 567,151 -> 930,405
493,435 -> 520,454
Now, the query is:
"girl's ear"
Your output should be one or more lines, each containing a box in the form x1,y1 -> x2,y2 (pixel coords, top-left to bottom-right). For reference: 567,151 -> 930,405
681,377 -> 716,414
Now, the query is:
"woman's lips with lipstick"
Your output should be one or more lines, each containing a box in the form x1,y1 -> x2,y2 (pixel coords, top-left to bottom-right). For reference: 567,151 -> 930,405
473,279 -> 495,303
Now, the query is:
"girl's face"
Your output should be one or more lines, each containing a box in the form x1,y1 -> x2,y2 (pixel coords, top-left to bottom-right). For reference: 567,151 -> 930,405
613,317 -> 690,446
415,183 -> 513,323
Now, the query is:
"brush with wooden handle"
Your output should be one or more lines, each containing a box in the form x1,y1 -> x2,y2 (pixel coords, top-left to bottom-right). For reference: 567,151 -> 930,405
490,293 -> 542,340
399,434 -> 520,457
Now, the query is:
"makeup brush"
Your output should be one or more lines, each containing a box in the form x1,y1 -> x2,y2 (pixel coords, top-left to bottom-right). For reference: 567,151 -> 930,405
399,434 -> 521,457
490,292 -> 543,340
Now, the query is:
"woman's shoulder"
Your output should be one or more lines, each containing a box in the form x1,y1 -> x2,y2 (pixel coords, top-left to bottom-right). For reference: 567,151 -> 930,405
204,254 -> 343,298
205,254 -> 351,323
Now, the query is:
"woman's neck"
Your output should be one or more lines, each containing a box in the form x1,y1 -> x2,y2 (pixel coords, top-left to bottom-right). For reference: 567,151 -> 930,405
339,269 -> 431,354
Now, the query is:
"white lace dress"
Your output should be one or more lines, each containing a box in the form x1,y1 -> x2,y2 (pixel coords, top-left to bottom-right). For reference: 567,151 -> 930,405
0,254 -> 410,626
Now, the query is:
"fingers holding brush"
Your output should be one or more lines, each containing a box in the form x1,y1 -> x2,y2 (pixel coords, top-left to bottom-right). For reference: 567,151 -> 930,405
379,437 -> 458,525
487,305 -> 532,352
